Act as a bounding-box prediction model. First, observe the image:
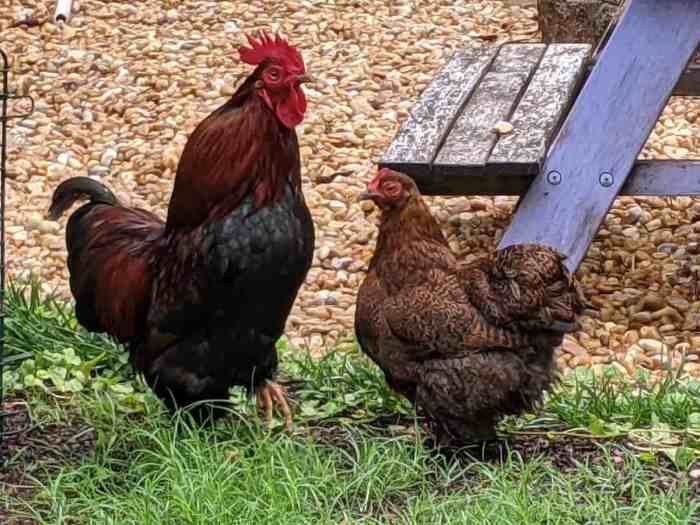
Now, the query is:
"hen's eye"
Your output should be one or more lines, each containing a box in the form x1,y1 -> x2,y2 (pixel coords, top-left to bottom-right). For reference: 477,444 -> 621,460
383,182 -> 401,197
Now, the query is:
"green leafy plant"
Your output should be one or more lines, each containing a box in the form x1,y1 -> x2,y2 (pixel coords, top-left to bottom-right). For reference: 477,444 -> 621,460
3,280 -> 143,410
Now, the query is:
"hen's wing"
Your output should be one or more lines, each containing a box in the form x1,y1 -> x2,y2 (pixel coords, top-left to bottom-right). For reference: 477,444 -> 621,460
460,244 -> 584,333
380,268 -> 530,359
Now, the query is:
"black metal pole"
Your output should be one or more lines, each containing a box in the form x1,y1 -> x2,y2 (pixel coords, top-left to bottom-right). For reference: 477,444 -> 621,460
0,48 -> 8,447
0,49 -> 33,451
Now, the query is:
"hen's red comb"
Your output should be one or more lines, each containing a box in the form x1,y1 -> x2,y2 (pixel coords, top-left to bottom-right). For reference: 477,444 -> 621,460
368,168 -> 395,191
238,31 -> 305,72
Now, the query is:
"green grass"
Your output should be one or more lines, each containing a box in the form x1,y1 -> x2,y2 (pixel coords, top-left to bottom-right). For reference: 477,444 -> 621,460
16,417 -> 699,525
2,282 -> 700,524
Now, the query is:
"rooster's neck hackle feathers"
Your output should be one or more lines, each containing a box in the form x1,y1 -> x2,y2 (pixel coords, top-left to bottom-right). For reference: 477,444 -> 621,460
165,74 -> 300,231
165,32 -> 308,231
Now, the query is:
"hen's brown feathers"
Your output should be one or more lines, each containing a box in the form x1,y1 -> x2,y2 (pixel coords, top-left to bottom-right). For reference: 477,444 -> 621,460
461,245 -> 583,333
355,171 -> 585,445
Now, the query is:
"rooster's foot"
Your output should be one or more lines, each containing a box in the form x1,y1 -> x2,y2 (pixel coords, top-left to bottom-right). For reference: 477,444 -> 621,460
256,380 -> 293,430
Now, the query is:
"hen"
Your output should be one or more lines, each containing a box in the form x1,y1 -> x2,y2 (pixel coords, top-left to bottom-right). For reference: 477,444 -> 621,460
48,32 -> 315,425
355,169 -> 585,445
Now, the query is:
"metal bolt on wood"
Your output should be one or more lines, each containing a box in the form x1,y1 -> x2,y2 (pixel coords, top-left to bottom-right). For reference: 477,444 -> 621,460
599,171 -> 614,187
546,170 -> 562,185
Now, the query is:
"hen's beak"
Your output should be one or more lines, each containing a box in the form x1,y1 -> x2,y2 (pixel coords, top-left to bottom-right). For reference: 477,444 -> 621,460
356,190 -> 379,203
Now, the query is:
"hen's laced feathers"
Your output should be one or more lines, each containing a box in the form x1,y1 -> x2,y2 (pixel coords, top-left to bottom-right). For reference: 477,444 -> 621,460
461,244 -> 584,334
356,171 -> 586,445
370,195 -> 453,292
359,171 -> 585,359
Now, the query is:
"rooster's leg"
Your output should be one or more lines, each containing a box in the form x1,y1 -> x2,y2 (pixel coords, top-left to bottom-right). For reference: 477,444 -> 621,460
256,380 -> 293,430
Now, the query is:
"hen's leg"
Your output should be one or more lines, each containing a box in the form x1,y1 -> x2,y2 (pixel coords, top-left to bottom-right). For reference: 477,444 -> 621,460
256,380 -> 293,430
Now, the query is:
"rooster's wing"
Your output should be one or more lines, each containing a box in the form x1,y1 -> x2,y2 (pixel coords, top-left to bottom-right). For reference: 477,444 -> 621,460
66,204 -> 163,343
145,187 -> 311,354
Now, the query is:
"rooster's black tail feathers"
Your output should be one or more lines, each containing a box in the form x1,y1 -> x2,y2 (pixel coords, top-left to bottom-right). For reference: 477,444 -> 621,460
48,177 -> 118,220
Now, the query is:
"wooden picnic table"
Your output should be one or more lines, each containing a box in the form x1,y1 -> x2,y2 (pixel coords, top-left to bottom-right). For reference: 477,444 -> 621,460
380,0 -> 700,272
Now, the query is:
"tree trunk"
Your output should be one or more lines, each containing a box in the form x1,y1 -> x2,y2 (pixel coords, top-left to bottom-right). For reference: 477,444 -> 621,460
538,0 -> 700,65
538,0 -> 622,45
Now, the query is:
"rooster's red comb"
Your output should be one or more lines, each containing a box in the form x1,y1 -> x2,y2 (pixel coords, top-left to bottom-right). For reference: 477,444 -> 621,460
238,31 -> 305,72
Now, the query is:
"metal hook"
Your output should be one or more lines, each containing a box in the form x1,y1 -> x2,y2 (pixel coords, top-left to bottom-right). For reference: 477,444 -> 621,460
2,94 -> 36,122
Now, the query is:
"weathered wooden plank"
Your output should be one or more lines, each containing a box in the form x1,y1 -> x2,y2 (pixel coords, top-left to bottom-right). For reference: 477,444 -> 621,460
488,44 -> 591,169
620,161 -> 700,196
398,160 -> 700,197
675,64 -> 700,97
433,44 -> 546,171
408,170 -> 533,196
381,46 -> 499,168
498,0 -> 700,272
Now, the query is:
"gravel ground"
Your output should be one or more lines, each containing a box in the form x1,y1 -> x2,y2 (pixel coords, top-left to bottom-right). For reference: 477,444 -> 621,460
2,0 -> 700,378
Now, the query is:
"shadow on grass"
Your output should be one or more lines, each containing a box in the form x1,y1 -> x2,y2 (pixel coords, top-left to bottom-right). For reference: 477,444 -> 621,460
1,396 -> 96,523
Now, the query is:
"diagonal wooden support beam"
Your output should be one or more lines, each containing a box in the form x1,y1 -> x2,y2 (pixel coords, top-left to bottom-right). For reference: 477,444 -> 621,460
498,0 -> 700,272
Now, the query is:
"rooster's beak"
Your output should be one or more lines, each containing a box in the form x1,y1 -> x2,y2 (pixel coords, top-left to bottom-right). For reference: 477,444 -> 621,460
298,74 -> 314,85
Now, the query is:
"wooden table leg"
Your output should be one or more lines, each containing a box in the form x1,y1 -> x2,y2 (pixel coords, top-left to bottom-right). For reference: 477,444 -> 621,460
498,0 -> 700,272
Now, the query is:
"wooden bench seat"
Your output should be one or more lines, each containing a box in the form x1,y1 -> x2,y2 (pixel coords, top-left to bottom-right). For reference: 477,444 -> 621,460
380,42 -> 700,199
381,0 -> 700,272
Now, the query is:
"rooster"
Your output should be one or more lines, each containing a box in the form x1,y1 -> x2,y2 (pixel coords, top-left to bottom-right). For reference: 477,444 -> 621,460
48,32 -> 315,426
355,169 -> 585,445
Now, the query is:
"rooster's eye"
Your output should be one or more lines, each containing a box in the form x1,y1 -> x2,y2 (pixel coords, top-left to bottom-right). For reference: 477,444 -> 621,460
267,67 -> 281,81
